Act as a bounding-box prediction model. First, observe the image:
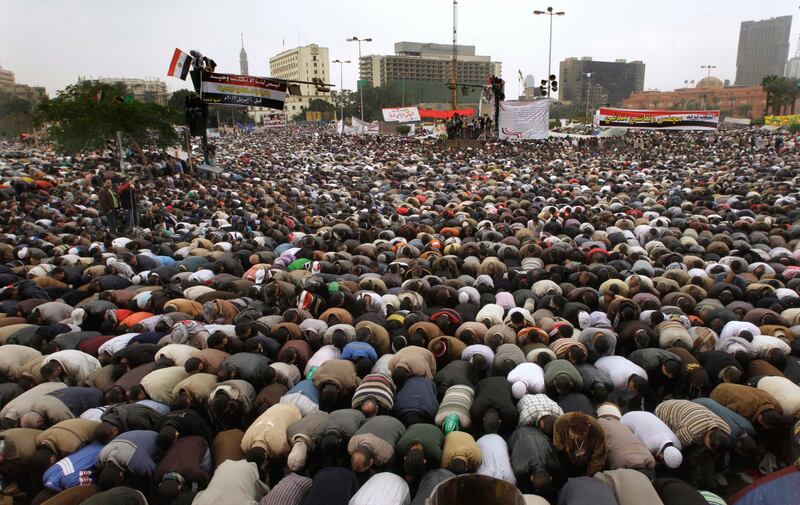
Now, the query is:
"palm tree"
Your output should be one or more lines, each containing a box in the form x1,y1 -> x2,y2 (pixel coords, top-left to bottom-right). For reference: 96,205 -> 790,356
761,75 -> 799,116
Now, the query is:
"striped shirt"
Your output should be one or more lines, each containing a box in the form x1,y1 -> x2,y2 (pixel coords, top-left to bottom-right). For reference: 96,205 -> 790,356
352,373 -> 396,410
517,394 -> 564,427
260,472 -> 313,505
654,399 -> 731,447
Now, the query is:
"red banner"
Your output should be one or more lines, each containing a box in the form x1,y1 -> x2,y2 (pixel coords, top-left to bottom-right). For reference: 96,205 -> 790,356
418,108 -> 476,119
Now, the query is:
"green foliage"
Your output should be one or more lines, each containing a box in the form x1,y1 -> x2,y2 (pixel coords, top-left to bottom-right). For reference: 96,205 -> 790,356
307,99 -> 335,113
0,90 -> 34,137
789,122 -> 800,134
36,81 -> 181,154
761,75 -> 799,116
168,89 -> 194,112
396,124 -> 411,135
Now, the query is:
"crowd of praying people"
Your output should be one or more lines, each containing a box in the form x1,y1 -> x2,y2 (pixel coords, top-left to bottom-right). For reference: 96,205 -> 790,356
0,124 -> 797,505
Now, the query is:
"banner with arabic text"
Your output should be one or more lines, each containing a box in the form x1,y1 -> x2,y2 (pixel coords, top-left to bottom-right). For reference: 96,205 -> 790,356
764,115 -> 800,126
498,100 -> 549,140
201,71 -> 287,109
597,108 -> 719,130
382,106 -> 421,122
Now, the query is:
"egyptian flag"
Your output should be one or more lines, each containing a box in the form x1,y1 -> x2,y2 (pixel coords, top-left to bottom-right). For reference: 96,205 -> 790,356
167,48 -> 192,80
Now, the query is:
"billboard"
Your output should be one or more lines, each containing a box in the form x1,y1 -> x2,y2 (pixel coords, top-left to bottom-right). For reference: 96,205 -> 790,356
597,108 -> 719,130
201,72 -> 287,109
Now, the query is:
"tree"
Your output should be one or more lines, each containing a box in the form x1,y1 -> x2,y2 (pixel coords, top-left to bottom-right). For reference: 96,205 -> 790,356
36,81 -> 180,163
307,99 -> 335,114
168,89 -> 194,112
761,75 -> 799,116
0,89 -> 34,137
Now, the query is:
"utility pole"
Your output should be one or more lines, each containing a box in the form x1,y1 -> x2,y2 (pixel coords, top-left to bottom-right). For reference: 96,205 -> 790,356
451,0 -> 458,110
585,73 -> 592,122
534,6 -> 565,98
700,64 -> 716,109
347,36 -> 372,121
332,59 -> 350,132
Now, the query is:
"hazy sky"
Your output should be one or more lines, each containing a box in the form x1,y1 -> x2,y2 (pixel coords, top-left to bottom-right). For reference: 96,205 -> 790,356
1,0 -> 797,98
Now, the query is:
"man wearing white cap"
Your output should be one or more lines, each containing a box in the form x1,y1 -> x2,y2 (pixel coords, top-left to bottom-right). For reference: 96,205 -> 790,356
621,410 -> 683,470
596,403 -> 656,476
507,362 -> 545,400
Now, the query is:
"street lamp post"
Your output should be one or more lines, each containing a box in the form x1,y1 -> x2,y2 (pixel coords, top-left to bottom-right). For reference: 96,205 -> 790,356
347,36 -> 372,121
700,64 -> 716,109
332,59 -> 350,132
534,6 -> 565,98
585,72 -> 592,122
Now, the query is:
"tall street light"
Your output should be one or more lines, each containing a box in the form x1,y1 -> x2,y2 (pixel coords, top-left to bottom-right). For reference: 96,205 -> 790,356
534,6 -> 565,98
332,59 -> 350,131
347,36 -> 372,121
700,64 -> 716,108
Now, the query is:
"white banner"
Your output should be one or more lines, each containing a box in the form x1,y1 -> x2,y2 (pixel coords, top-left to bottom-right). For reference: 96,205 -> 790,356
498,100 -> 549,140
382,106 -> 421,123
353,117 -> 379,135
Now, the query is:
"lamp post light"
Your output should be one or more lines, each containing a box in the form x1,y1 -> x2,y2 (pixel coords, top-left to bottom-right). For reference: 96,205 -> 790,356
534,6 -> 565,98
346,36 -> 372,121
585,72 -> 592,122
332,59 -> 350,131
700,64 -> 716,109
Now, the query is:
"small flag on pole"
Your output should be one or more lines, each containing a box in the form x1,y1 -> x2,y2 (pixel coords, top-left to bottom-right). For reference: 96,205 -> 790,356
167,48 -> 192,80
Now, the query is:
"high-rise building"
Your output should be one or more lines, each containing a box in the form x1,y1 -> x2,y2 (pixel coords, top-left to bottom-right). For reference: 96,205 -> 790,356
78,77 -> 169,105
359,42 -> 501,105
559,57 -> 644,106
785,34 -> 800,79
269,43 -> 330,117
240,34 -> 249,76
0,65 -> 47,107
734,16 -> 792,86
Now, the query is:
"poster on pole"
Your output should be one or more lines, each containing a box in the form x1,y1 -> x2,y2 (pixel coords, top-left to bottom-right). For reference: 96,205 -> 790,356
201,71 -> 287,109
382,106 -> 421,122
498,100 -> 549,140
597,108 -> 719,130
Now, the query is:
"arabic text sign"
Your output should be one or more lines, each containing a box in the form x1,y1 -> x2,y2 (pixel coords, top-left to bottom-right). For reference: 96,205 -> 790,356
764,115 -> 800,126
201,72 -> 287,110
597,108 -> 719,130
498,100 -> 549,140
382,106 -> 421,123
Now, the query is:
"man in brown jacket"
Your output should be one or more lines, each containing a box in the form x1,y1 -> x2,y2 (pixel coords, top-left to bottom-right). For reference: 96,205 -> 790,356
553,412 -> 607,476
97,179 -> 119,231
32,418 -> 99,472
388,346 -> 437,386
312,359 -> 359,411
710,383 -> 784,430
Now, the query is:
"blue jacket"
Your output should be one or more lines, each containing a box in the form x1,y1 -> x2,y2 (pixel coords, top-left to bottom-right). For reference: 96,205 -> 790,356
47,387 -> 104,417
393,377 -> 439,423
99,430 -> 160,477
341,341 -> 378,364
693,397 -> 755,441
286,379 -> 320,404
43,442 -> 104,491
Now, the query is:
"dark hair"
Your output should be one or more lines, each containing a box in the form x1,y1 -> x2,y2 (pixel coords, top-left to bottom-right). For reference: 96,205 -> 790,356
245,447 -> 268,466
354,357 -> 373,378
332,330 -> 348,349
320,383 -> 339,411
736,435 -> 759,461
590,383 -> 609,404
708,429 -> 731,453
471,353 -> 486,370
482,408 -> 501,434
530,470 -> 552,494
539,415 -> 557,436
593,335 -> 610,356
392,366 -> 409,387
321,432 -> 340,456
496,358 -> 517,378
207,333 -> 226,349
235,322 -> 252,338
662,360 -> 682,378
98,463 -> 125,490
721,366 -> 742,384
158,479 -> 182,503
567,346 -> 587,365
94,422 -> 118,444
447,458 -> 468,475
768,349 -> 787,371
39,361 -> 61,381
628,375 -> 650,396
553,375 -> 573,396
759,409 -> 783,430
157,426 -> 178,449
738,330 -> 753,342
404,446 -> 426,480
31,446 -> 55,474
126,385 -> 147,402
184,357 -> 203,374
